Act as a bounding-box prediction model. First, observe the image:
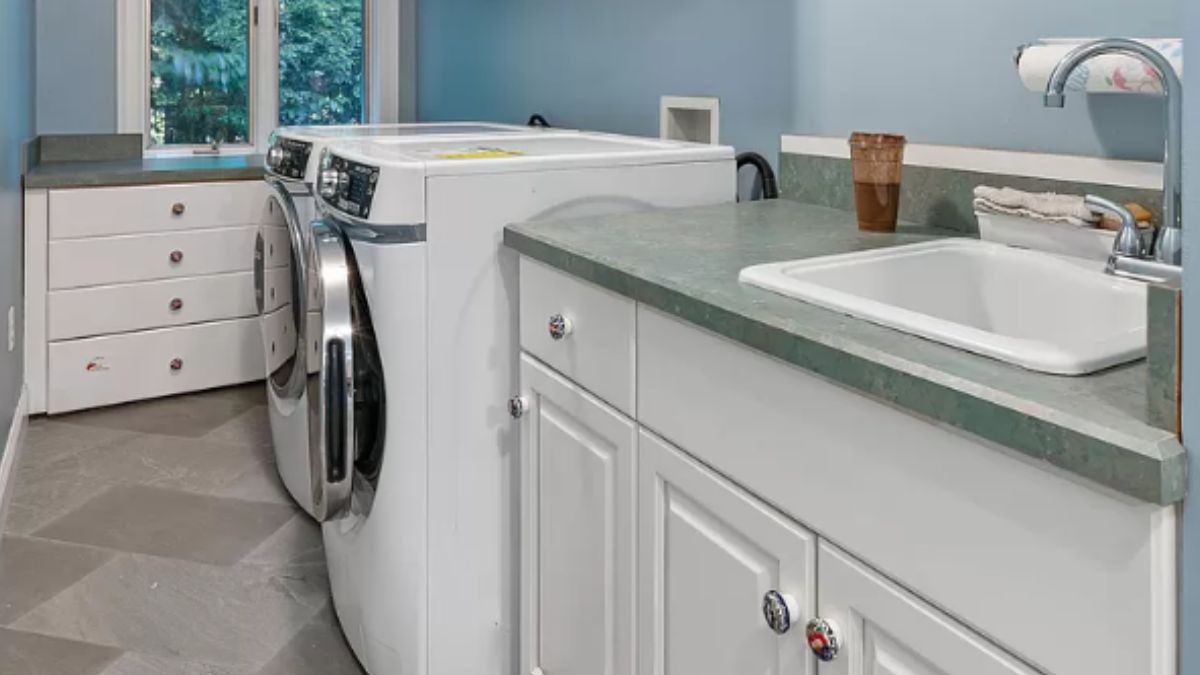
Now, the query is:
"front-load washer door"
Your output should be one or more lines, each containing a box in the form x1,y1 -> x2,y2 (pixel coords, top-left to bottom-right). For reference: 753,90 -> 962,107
308,219 -> 386,522
258,179 -> 311,402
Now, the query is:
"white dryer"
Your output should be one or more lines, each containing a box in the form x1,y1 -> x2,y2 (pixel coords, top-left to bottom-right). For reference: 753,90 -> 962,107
304,133 -> 735,674
255,122 -> 553,517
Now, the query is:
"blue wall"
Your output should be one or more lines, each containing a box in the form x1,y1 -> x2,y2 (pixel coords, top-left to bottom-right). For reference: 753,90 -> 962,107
0,0 -> 34,436
1179,4 -> 1199,675
418,0 -> 1180,162
36,0 -> 117,134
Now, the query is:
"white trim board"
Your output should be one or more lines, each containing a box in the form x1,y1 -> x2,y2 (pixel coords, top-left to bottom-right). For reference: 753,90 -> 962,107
0,387 -> 30,534
781,135 -> 1162,190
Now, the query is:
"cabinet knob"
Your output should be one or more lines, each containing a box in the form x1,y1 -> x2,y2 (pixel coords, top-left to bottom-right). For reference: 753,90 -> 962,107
762,590 -> 798,635
805,617 -> 842,662
169,250 -> 184,264
172,202 -> 186,216
169,358 -> 184,372
169,298 -> 183,311
547,314 -> 573,341
508,395 -> 529,419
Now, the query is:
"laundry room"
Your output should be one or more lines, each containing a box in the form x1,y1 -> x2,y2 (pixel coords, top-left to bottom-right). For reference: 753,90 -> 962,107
1,0 -> 1199,674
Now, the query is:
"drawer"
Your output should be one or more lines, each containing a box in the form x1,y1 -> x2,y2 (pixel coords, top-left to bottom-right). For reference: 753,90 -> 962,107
49,181 -> 268,239
46,270 -> 284,341
49,225 -> 288,290
519,257 -> 636,415
47,317 -> 264,413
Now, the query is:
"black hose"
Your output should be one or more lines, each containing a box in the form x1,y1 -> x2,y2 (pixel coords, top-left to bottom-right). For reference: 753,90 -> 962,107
735,152 -> 779,201
527,114 -> 552,128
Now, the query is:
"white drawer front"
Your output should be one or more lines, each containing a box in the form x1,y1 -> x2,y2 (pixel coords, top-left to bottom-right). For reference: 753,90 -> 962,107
47,270 -> 275,340
519,258 -> 636,415
49,181 -> 268,239
49,226 -> 287,290
47,317 -> 264,413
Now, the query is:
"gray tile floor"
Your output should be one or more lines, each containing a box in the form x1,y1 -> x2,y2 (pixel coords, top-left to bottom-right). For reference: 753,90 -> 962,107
0,384 -> 367,675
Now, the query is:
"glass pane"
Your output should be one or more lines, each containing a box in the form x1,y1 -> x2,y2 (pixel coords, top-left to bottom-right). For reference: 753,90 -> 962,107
279,0 -> 365,126
150,0 -> 250,146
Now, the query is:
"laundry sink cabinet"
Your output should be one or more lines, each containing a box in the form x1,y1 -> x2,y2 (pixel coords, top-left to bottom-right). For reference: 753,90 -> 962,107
514,257 -> 1176,675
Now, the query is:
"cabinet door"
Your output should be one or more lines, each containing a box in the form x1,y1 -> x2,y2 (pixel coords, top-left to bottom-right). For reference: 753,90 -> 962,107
817,542 -> 1035,675
639,430 -> 816,675
519,355 -> 638,675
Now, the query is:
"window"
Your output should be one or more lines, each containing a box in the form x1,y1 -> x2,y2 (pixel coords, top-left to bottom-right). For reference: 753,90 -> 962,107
119,0 -> 400,154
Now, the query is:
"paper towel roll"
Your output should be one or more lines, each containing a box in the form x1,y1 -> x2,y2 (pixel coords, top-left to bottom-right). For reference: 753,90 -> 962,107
1017,38 -> 1182,95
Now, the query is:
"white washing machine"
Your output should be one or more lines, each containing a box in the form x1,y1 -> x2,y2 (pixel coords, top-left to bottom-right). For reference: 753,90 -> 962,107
255,122 -> 556,518
305,132 -> 736,674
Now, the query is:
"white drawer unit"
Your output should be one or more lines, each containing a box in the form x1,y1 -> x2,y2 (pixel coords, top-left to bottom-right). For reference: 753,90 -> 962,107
46,270 -> 280,341
47,317 -> 264,413
26,180 -> 276,414
519,257 -> 637,415
48,181 -> 268,239
48,225 -> 287,290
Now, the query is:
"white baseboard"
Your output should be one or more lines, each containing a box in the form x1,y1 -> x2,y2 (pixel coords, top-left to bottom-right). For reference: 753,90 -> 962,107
780,134 -> 1162,190
0,386 -> 30,532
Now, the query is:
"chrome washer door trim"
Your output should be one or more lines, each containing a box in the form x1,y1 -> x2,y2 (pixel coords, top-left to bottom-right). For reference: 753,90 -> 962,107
309,219 -> 355,522
264,178 -> 312,403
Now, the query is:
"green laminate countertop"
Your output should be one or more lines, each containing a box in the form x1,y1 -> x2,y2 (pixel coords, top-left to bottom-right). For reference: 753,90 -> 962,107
504,199 -> 1185,505
25,154 -> 266,189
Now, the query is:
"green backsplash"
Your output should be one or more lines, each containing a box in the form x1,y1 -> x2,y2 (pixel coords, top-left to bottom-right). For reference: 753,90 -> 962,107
779,152 -> 1164,234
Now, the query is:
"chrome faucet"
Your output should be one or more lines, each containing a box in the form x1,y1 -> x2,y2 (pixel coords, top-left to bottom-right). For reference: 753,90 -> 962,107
1043,38 -> 1182,266
1086,194 -> 1180,284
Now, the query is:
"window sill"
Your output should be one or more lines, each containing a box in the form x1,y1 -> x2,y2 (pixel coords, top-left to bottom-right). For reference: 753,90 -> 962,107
145,147 -> 261,159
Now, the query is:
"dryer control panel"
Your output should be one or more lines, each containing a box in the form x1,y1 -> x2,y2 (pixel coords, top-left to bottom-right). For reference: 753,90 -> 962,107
318,153 -> 380,220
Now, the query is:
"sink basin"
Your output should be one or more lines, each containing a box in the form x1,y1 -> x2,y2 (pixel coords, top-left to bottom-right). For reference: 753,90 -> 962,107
739,239 -> 1147,375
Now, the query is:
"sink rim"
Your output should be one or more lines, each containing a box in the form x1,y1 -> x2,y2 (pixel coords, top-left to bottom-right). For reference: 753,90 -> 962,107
738,239 -> 1148,376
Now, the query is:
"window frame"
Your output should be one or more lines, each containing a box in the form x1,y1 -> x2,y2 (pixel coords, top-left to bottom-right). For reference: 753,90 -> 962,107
116,0 -> 410,156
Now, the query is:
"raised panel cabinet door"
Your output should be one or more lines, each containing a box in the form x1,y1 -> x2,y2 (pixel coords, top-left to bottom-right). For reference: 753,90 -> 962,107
519,355 -> 638,675
817,542 -> 1036,675
638,430 -> 816,675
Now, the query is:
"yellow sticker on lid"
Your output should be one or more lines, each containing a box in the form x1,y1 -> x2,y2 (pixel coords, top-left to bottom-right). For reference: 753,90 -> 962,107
434,147 -> 526,160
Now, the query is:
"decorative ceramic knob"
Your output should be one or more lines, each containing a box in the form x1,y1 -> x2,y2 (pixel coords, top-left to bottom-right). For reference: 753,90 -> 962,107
172,202 -> 186,216
169,298 -> 183,311
508,395 -> 529,419
805,617 -> 842,662
169,250 -> 184,263
762,590 -> 798,635
169,358 -> 184,372
548,314 -> 573,341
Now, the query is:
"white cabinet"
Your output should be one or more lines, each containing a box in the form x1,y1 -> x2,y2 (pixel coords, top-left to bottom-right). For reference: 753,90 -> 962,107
817,542 -> 1035,675
518,355 -> 637,675
638,430 -> 816,675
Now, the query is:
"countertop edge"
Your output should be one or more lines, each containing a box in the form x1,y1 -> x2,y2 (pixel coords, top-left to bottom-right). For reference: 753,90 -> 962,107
504,226 -> 1185,505
25,167 -> 266,190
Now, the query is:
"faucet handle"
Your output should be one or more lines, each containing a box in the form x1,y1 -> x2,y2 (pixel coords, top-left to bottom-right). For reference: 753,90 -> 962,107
1085,195 -> 1147,259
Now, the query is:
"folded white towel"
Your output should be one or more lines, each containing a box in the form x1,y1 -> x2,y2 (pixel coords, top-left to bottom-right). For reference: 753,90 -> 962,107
972,186 -> 1100,227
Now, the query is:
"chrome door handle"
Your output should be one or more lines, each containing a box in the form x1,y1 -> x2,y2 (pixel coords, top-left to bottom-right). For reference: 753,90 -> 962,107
508,395 -> 529,419
169,298 -> 183,311
169,358 -> 184,372
169,250 -> 184,263
171,202 -> 186,216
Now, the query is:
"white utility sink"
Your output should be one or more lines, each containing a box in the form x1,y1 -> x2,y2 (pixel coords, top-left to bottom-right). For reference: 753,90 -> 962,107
739,239 -> 1147,375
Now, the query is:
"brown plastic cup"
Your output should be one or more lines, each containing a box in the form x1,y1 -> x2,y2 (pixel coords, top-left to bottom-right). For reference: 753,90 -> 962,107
849,132 -> 906,232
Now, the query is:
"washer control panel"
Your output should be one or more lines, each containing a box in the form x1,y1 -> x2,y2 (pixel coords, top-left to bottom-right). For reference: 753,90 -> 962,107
318,152 -> 380,220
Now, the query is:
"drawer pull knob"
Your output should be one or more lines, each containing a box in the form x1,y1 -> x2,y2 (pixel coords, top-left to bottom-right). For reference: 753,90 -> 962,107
805,617 -> 842,662
172,202 -> 186,216
169,358 -> 184,372
547,314 -> 573,341
169,250 -> 184,264
508,395 -> 529,419
762,590 -> 798,635
169,298 -> 183,311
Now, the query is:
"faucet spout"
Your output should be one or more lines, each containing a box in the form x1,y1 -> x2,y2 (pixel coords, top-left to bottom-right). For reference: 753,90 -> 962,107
1043,38 -> 1182,265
